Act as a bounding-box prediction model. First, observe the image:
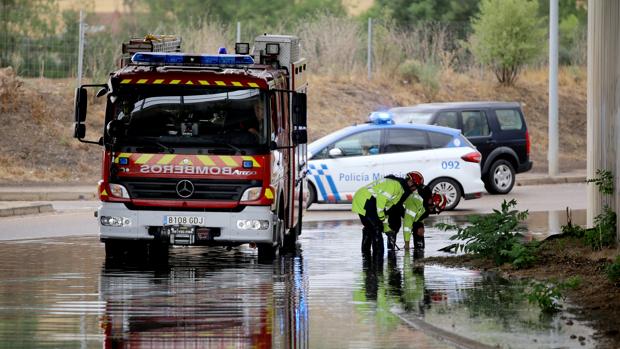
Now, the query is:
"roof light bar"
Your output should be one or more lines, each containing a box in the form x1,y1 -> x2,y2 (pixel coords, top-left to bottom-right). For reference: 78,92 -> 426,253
369,111 -> 394,125
131,52 -> 255,66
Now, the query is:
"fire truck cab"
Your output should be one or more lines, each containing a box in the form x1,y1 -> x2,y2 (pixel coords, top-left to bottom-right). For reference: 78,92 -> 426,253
74,35 -> 308,260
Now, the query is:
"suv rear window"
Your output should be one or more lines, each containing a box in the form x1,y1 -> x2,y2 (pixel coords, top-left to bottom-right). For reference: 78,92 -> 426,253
495,109 -> 523,130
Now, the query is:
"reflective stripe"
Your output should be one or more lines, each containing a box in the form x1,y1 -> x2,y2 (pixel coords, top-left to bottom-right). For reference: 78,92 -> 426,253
405,209 -> 418,217
378,190 -> 396,201
403,227 -> 411,232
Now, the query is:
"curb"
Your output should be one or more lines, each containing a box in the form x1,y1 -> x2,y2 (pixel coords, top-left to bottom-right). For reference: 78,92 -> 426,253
0,192 -> 96,201
516,175 -> 586,186
0,204 -> 54,218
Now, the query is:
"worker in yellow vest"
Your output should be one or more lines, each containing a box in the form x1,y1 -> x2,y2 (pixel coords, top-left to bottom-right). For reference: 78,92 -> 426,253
351,171 -> 425,256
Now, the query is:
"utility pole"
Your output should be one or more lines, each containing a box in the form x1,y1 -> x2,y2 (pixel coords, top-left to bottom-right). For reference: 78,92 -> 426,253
76,10 -> 85,88
367,17 -> 372,80
548,0 -> 559,176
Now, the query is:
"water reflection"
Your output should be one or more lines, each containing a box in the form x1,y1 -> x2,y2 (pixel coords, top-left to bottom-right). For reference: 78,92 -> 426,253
305,209 -> 587,239
0,238 -> 308,349
99,247 -> 308,348
353,251 -> 596,348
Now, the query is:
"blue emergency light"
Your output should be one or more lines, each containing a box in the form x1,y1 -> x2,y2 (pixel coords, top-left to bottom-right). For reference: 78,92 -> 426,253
131,52 -> 255,66
369,111 -> 394,125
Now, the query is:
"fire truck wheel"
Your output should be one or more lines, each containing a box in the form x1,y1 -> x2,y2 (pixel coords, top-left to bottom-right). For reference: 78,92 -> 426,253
257,243 -> 276,261
306,184 -> 316,209
104,241 -> 124,259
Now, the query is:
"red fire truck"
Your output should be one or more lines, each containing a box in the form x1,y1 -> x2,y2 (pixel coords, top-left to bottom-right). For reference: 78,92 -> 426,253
74,35 -> 308,260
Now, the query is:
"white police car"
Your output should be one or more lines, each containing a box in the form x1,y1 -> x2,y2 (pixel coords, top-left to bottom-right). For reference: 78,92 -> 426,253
307,112 -> 485,210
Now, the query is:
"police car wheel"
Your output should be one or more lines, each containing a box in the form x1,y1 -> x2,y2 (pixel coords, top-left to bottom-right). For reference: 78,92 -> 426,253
429,178 -> 461,211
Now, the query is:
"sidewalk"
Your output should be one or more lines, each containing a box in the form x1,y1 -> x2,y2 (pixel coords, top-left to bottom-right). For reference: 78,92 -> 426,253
0,170 -> 587,218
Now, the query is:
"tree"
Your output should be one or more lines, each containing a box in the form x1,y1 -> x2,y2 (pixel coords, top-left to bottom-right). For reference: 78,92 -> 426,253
363,0 -> 480,36
468,0 -> 545,85
139,0 -> 345,34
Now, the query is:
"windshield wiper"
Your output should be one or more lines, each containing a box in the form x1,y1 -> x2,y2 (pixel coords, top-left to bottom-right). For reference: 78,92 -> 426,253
203,142 -> 245,155
134,137 -> 174,153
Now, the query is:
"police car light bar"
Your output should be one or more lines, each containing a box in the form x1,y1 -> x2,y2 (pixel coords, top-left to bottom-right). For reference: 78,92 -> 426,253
369,111 -> 394,125
131,52 -> 255,66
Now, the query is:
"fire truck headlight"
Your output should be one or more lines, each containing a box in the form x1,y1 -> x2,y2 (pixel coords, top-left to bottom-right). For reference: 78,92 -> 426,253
109,183 -> 130,198
101,216 -> 131,227
240,187 -> 262,201
236,220 -> 269,230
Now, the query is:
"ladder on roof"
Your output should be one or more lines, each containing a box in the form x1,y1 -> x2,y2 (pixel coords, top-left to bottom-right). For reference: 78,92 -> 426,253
120,35 -> 182,67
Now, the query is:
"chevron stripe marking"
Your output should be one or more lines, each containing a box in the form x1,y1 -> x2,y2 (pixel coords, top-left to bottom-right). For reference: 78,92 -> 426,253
248,82 -> 259,88
135,154 -> 154,164
215,81 -> 226,86
231,81 -> 242,87
185,81 -> 194,85
157,154 -> 176,165
153,79 -> 164,84
136,79 -> 148,84
120,79 -> 132,84
198,80 -> 209,85
220,156 -> 238,167
197,155 -> 215,166
170,80 -> 181,84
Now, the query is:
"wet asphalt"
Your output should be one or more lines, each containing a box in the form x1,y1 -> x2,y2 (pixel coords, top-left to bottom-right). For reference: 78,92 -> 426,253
0,213 -> 597,348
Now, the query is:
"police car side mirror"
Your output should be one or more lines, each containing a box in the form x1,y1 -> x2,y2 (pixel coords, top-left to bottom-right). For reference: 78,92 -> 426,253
328,148 -> 343,158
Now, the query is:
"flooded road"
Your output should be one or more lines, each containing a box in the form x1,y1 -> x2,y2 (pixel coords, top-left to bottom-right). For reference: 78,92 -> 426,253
0,211 -> 596,348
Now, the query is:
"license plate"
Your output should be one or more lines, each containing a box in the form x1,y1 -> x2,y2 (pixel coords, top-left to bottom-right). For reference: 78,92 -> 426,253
164,215 -> 204,226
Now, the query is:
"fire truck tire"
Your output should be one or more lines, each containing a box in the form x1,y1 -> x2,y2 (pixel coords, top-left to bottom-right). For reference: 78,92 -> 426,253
104,240 -> 125,259
283,184 -> 304,253
257,243 -> 276,261
306,184 -> 316,209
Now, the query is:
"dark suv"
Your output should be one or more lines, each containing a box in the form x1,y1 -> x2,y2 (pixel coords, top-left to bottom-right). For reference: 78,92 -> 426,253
389,102 -> 532,194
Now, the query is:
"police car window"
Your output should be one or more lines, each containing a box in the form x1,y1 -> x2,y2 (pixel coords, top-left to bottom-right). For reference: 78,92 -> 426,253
433,111 -> 458,128
332,130 -> 381,157
428,131 -> 453,148
385,129 -> 428,153
495,109 -> 523,130
462,111 -> 490,137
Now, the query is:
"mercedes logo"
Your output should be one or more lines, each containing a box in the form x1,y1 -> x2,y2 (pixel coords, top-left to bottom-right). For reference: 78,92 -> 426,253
176,180 -> 194,198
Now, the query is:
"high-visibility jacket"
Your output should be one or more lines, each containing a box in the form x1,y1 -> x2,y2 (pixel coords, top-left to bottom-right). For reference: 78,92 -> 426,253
351,178 -> 406,223
402,191 -> 426,243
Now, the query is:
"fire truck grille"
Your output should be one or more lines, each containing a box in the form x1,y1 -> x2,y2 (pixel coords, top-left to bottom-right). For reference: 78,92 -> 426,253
118,178 -> 261,201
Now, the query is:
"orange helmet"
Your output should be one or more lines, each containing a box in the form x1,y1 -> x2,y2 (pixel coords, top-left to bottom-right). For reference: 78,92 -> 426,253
406,171 -> 424,186
432,193 -> 447,211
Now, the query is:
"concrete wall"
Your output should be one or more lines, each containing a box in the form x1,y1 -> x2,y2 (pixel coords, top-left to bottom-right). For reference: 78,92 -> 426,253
587,0 -> 620,239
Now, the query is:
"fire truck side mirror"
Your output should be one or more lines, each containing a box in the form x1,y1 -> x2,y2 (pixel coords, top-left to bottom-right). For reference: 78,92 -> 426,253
74,123 -> 86,139
74,87 -> 88,123
293,129 -> 307,145
292,93 -> 307,127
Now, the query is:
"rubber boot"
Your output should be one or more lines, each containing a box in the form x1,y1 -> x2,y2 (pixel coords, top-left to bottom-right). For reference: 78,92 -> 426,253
361,228 -> 372,255
372,230 -> 384,258
386,232 -> 397,251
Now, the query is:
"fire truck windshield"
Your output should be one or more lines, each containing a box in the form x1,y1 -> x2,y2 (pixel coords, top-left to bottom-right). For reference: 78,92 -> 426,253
109,86 -> 270,151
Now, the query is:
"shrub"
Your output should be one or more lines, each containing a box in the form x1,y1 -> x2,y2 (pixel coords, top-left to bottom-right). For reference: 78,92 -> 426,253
436,199 -> 530,265
584,207 -> 617,250
501,241 -> 539,269
527,281 -> 564,313
398,59 -> 440,98
468,0 -> 545,85
607,255 -> 620,283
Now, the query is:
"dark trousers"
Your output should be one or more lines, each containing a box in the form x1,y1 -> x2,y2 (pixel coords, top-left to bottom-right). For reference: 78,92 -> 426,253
412,221 -> 425,249
358,197 -> 384,256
